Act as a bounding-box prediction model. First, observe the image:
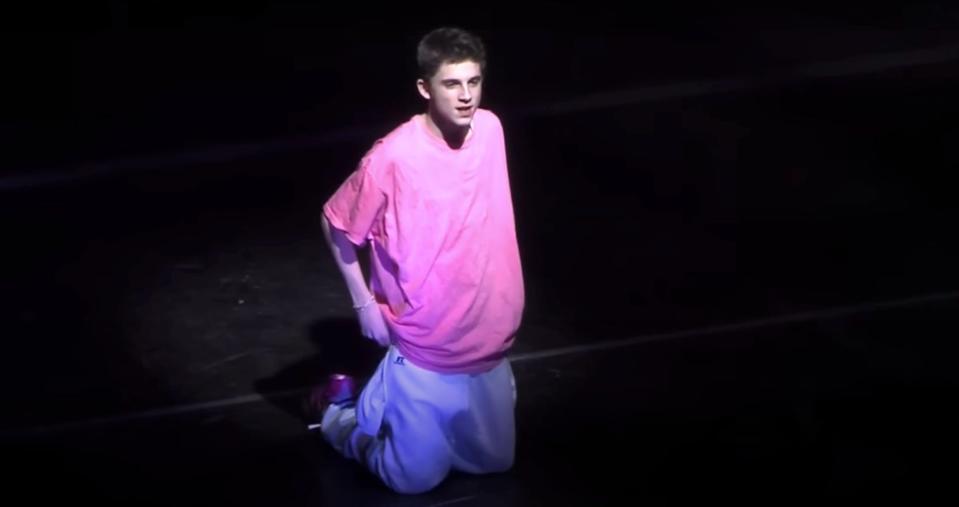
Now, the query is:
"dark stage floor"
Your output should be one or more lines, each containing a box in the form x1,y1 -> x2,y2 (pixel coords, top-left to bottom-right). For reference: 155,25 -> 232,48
2,25 -> 959,505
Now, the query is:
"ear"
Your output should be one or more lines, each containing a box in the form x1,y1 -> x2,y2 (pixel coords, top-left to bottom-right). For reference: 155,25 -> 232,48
416,78 -> 431,100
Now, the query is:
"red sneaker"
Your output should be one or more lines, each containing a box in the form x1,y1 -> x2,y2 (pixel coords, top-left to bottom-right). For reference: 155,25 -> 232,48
303,373 -> 357,430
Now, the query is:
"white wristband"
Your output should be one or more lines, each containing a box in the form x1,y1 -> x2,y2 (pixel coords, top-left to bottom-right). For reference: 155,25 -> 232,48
353,295 -> 376,311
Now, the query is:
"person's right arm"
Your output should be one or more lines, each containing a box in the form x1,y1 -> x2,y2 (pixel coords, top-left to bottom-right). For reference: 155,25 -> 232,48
321,214 -> 391,347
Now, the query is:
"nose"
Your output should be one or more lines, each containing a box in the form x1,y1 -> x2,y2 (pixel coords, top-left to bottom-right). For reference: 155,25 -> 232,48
459,86 -> 472,102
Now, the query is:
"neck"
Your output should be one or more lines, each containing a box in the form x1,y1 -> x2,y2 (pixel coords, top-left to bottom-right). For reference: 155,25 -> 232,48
424,109 -> 471,149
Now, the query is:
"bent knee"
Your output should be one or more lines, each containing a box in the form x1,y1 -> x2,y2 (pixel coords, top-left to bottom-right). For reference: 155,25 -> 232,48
387,468 -> 448,495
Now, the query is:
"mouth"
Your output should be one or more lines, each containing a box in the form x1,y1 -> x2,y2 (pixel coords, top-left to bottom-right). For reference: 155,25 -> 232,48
455,106 -> 473,115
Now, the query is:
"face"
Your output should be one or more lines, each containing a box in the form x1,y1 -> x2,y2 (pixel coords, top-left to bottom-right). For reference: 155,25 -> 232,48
417,60 -> 483,132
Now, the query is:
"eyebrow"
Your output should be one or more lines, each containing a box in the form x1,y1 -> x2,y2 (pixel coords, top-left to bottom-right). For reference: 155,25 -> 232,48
441,76 -> 483,85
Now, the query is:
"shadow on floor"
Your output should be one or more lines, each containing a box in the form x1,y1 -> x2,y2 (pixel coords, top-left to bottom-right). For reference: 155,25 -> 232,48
253,317 -> 386,424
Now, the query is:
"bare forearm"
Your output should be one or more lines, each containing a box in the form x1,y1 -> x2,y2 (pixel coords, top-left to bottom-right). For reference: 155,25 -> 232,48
321,215 -> 372,306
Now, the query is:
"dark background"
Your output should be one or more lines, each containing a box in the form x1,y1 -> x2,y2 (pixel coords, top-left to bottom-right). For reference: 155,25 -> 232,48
2,2 -> 958,505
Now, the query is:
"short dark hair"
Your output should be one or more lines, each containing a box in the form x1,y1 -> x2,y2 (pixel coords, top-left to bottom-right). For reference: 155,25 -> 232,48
416,27 -> 486,80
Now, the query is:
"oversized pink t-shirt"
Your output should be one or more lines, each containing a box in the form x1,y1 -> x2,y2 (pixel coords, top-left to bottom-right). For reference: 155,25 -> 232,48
323,109 -> 525,374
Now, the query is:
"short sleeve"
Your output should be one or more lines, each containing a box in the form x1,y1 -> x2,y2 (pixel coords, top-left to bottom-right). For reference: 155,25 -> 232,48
323,146 -> 388,246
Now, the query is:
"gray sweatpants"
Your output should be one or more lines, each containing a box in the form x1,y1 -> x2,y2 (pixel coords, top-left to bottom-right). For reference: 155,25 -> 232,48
321,345 -> 517,494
